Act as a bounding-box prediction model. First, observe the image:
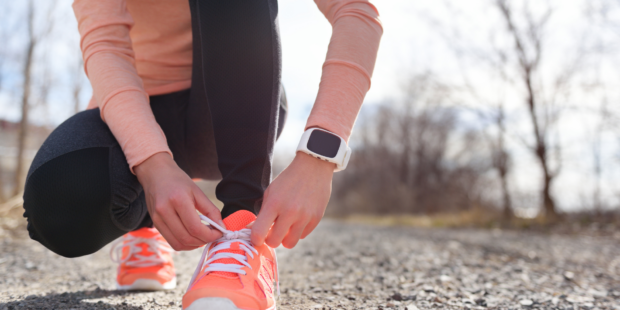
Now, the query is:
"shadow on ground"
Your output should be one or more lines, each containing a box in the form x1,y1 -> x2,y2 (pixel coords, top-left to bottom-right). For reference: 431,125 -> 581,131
0,288 -> 159,310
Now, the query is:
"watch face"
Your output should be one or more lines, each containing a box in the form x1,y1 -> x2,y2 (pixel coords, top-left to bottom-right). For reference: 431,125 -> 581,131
307,130 -> 340,158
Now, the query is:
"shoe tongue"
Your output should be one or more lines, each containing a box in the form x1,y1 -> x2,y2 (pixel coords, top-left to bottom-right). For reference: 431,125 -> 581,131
210,210 -> 257,278
124,227 -> 163,263
222,210 -> 256,231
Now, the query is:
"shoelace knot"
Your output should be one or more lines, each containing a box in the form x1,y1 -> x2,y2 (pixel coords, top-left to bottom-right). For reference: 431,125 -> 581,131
186,214 -> 279,295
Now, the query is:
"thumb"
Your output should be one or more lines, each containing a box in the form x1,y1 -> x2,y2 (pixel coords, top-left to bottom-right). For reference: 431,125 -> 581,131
193,187 -> 225,233
251,203 -> 277,246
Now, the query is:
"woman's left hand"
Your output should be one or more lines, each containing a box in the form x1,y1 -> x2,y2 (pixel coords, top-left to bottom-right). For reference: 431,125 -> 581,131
251,152 -> 334,249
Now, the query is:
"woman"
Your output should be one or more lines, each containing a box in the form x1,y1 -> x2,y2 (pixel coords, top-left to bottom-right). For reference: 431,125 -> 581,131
22,0 -> 382,309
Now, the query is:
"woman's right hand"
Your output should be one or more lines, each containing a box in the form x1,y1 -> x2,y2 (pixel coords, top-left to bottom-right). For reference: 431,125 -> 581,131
134,152 -> 224,251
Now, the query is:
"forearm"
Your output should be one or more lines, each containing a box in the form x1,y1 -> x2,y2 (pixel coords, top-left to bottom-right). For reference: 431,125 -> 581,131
74,0 -> 172,172
86,48 -> 172,173
102,92 -> 172,172
306,0 -> 383,142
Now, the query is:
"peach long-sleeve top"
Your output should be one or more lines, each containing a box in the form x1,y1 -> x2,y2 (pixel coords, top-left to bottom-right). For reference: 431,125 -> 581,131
73,0 -> 382,173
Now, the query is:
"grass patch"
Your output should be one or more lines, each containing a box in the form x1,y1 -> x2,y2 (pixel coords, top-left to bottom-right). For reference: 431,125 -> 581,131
337,209 -> 620,236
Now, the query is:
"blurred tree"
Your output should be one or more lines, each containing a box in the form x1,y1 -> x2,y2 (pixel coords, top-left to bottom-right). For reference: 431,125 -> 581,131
459,87 -> 514,220
585,0 -> 620,212
490,104 -> 513,220
331,74 -> 491,215
12,0 -> 56,196
72,57 -> 84,114
0,155 -> 4,203
444,0 -> 579,220
13,0 -> 37,196
495,0 -> 567,220
0,2 -> 8,203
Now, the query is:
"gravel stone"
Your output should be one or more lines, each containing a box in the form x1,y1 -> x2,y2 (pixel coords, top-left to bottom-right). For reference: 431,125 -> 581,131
1,220 -> 619,309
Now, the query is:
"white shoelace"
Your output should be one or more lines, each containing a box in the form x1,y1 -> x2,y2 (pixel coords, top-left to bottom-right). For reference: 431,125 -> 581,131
110,234 -> 173,267
187,215 -> 279,295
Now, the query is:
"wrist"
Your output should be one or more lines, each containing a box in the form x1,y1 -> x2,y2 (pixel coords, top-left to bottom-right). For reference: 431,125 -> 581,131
294,151 -> 336,175
135,152 -> 176,183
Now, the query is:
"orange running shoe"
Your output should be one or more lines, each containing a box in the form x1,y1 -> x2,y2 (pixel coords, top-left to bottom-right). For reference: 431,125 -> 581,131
183,210 -> 278,310
110,227 -> 177,291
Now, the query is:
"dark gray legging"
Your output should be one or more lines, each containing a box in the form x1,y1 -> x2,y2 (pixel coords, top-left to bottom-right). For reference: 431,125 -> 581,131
22,0 -> 286,258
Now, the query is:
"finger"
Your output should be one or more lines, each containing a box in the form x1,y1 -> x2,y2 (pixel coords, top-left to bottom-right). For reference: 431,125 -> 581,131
264,215 -> 296,248
176,192 -> 222,244
193,187 -> 225,228
251,205 -> 278,246
158,201 -> 205,247
300,219 -> 320,239
281,221 -> 307,249
152,215 -> 196,251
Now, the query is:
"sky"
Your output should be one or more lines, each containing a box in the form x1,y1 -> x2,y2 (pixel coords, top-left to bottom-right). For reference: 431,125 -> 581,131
277,0 -> 419,152
1,0 -> 619,212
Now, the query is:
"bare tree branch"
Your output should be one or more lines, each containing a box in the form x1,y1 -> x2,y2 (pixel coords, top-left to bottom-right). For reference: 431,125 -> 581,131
12,0 -> 58,196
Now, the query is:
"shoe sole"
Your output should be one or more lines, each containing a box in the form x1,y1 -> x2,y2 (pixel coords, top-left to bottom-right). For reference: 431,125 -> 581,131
184,298 -> 276,310
116,277 -> 177,291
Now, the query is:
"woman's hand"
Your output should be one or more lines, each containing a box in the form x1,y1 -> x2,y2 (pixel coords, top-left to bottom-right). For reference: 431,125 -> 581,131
135,153 -> 224,251
251,152 -> 334,249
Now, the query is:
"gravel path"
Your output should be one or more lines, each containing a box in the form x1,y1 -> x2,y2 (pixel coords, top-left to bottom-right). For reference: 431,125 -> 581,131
1,220 -> 619,310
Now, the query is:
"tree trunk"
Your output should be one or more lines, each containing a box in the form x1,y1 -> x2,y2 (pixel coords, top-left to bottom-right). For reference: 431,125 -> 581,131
495,106 -> 512,221
73,83 -> 81,114
499,164 -> 513,220
496,0 -> 559,220
542,172 -> 557,221
13,2 -> 35,197
0,162 -> 5,203
527,79 -> 558,220
73,58 -> 83,114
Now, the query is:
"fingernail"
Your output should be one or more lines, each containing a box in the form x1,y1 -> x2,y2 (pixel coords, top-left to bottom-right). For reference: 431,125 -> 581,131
246,221 -> 255,228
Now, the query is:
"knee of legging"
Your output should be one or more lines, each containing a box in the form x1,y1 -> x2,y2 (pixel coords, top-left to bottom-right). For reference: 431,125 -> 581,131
23,147 -> 122,258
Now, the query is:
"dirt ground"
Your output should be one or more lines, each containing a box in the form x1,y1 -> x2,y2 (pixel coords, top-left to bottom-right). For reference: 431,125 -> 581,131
1,220 -> 619,310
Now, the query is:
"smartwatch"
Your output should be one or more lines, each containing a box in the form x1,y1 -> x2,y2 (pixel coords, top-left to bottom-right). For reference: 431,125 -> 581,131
296,128 -> 351,172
